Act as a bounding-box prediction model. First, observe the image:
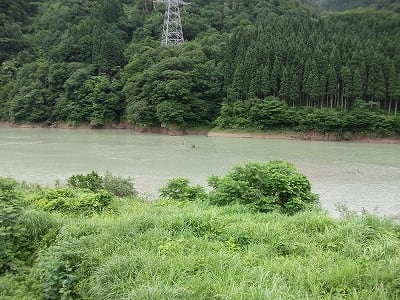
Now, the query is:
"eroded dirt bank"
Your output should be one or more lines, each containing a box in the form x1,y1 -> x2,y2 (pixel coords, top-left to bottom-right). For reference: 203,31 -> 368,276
1,121 -> 399,144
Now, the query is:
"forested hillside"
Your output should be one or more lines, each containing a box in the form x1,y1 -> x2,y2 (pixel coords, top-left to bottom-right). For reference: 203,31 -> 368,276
1,0 -> 400,136
309,0 -> 400,12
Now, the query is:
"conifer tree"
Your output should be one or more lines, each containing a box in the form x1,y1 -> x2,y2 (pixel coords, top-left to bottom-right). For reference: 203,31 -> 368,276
340,66 -> 352,110
260,59 -> 271,99
388,66 -> 400,115
279,66 -> 291,102
352,68 -> 363,101
326,65 -> 337,108
248,68 -> 263,99
289,69 -> 300,106
310,70 -> 321,106
271,56 -> 282,97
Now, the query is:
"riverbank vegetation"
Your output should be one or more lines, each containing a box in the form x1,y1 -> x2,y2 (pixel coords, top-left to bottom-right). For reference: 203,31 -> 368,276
1,163 -> 400,299
1,1 -> 400,138
215,97 -> 400,139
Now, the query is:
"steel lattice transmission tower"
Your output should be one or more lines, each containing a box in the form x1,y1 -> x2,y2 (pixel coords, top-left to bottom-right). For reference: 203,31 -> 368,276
153,0 -> 190,46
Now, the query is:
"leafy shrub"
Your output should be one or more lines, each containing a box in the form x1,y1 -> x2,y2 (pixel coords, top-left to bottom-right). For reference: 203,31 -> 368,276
0,177 -> 20,203
31,188 -> 114,215
35,241 -> 91,300
375,114 -> 397,136
159,178 -> 207,202
67,171 -> 138,198
0,178 -> 57,274
249,97 -> 294,129
215,101 -> 252,129
0,177 -> 23,274
208,160 -> 318,214
298,108 -> 345,133
67,171 -> 103,192
216,97 -> 294,130
102,171 -> 137,198
33,221 -> 105,299
344,100 -> 380,133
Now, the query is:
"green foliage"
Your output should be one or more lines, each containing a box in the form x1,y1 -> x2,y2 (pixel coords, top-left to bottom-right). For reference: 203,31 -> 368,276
216,97 -> 295,130
0,177 -> 22,274
216,97 -> 400,136
17,209 -> 60,264
159,177 -> 207,202
67,171 -> 138,198
222,10 -> 400,118
0,178 -> 59,275
310,0 -> 400,12
344,99 -> 381,133
123,41 -> 223,128
156,100 -> 186,127
298,108 -> 345,133
0,0 -> 400,137
1,177 -> 400,299
0,177 -> 19,203
19,198 -> 400,299
34,235 -> 95,300
249,97 -> 294,129
30,188 -> 114,215
67,171 -> 103,192
0,0 -> 35,62
208,161 -> 318,214
102,171 -> 137,198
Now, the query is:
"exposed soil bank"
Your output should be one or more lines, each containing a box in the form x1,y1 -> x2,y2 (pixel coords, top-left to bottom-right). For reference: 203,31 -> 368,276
0,121 -> 208,135
1,121 -> 399,144
207,131 -> 400,144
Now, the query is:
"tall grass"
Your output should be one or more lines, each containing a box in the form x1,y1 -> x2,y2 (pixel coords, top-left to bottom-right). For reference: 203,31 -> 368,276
5,199 -> 396,299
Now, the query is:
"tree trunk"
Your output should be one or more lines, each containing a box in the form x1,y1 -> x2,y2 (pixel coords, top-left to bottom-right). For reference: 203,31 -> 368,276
384,97 -> 388,112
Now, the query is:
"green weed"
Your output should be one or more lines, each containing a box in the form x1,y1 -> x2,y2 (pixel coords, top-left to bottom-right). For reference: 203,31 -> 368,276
1,176 -> 399,299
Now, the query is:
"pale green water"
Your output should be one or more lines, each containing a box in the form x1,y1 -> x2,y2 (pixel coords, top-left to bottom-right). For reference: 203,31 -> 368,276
0,128 -> 399,217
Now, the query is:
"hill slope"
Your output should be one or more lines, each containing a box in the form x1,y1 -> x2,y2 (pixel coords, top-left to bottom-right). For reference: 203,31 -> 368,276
309,0 -> 400,12
0,0 -> 399,135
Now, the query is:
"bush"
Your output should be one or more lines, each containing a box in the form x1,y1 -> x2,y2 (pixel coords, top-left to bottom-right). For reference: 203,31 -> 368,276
249,97 -> 293,129
67,171 -> 103,192
0,177 -> 20,203
215,101 -> 252,129
298,108 -> 345,133
35,240 -> 92,300
208,160 -> 318,214
0,178 -> 58,274
159,178 -> 207,202
102,171 -> 137,198
31,188 -> 114,215
344,100 -> 380,133
67,171 -> 138,198
0,177 -> 23,274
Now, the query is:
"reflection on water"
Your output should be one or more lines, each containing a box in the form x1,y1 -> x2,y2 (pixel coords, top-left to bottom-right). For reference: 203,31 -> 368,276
0,128 -> 399,218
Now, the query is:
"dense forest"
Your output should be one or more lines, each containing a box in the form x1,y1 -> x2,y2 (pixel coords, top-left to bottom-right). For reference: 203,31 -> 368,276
309,0 -> 400,12
1,0 -> 400,136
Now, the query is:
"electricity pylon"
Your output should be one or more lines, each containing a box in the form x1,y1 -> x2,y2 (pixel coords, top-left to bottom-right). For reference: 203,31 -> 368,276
153,0 -> 190,46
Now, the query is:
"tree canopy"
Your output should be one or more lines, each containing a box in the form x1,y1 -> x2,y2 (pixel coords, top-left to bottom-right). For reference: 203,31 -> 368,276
0,0 -> 399,135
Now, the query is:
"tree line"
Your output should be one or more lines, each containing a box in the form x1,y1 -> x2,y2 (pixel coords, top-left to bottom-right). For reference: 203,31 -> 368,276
223,11 -> 400,113
0,0 -> 399,135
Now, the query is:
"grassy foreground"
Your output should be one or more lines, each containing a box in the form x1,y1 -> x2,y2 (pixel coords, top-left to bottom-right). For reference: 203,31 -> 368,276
1,193 -> 400,299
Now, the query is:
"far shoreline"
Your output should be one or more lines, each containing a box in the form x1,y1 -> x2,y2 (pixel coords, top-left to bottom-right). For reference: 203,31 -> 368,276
1,121 -> 400,145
